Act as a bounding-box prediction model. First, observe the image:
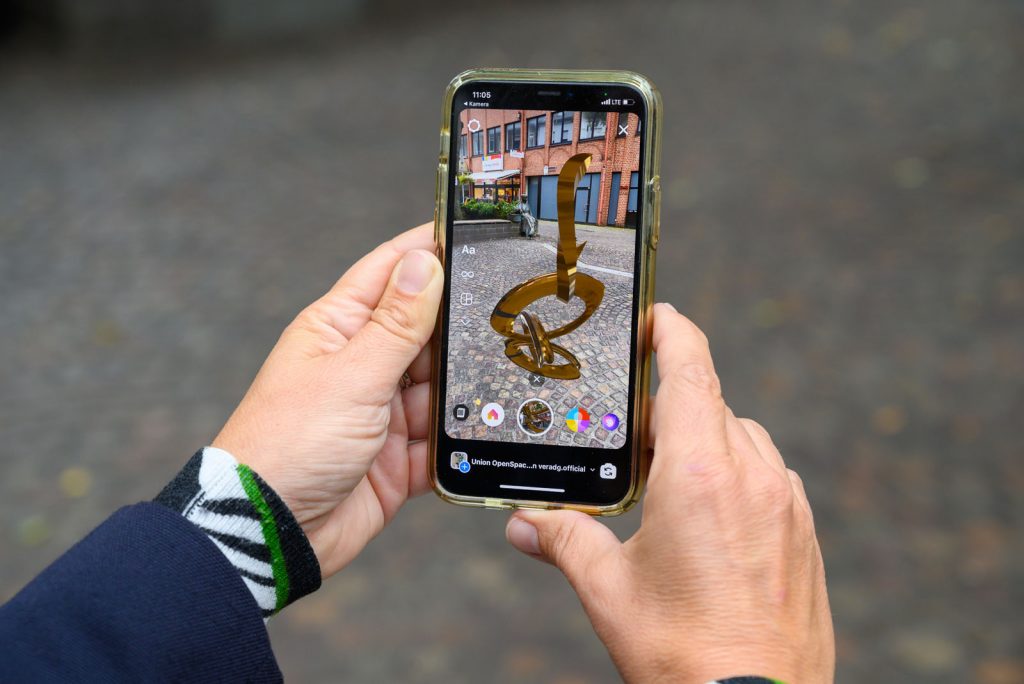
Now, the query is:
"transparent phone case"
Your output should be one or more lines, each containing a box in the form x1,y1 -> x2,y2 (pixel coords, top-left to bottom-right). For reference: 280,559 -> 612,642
428,68 -> 663,516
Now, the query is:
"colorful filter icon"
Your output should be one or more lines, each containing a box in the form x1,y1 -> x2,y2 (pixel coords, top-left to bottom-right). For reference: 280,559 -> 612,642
601,413 -> 620,431
565,407 -> 591,433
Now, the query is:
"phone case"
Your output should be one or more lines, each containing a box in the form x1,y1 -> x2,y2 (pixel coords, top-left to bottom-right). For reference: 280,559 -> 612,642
428,68 -> 662,516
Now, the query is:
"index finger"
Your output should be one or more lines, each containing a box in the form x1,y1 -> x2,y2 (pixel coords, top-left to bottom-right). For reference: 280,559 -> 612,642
647,304 -> 733,489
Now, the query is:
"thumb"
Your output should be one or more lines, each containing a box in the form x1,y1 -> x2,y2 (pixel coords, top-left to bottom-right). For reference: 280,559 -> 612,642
506,510 -> 621,590
341,248 -> 443,400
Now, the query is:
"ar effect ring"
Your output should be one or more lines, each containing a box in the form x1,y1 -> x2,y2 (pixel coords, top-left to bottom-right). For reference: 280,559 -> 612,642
489,272 -> 604,380
487,153 -> 606,380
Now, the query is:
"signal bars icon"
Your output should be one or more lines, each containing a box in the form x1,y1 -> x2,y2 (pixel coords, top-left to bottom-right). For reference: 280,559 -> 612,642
600,98 -> 613,105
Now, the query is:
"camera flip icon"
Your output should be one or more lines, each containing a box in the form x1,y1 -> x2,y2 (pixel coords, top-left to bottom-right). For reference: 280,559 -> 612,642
599,463 -> 617,480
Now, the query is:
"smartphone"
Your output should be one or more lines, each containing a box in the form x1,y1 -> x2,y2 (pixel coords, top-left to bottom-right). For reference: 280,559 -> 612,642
428,69 -> 662,515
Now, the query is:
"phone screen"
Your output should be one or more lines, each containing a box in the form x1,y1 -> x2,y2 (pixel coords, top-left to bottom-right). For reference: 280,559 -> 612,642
435,80 -> 648,507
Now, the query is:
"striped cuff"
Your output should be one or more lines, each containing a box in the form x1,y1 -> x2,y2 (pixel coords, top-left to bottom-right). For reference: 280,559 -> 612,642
155,447 -> 321,619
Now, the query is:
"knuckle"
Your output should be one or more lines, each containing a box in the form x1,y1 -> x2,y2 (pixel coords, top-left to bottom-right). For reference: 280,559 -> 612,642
786,468 -> 805,490
691,323 -> 711,350
371,297 -> 425,347
283,302 -> 343,346
290,301 -> 330,332
546,517 -> 582,562
739,417 -> 772,442
543,515 -> 599,577
759,472 -> 795,513
663,362 -> 722,402
787,470 -> 816,518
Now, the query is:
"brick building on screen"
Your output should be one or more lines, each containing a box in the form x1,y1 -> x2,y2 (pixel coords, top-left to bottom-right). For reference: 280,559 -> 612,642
457,108 -> 642,227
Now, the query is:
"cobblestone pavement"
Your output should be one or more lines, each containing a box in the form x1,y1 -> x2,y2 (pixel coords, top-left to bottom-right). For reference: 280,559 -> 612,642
1,0 -> 1022,682
444,227 -> 635,448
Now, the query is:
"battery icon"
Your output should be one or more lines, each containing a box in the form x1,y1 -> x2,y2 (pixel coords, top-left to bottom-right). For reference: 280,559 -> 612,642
622,98 -> 636,105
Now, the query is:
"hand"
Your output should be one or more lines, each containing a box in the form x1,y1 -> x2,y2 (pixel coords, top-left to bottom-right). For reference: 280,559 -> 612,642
212,224 -> 443,578
504,304 -> 834,683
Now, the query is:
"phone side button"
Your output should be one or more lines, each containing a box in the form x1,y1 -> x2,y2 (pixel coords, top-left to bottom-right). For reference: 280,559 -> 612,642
436,162 -> 448,197
648,175 -> 661,250
435,161 -> 448,230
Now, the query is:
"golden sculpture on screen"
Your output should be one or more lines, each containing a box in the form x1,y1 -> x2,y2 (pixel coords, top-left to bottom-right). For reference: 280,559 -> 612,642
489,153 -> 605,380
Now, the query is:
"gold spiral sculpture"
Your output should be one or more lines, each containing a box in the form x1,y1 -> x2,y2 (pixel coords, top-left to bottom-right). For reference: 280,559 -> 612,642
489,153 -> 605,380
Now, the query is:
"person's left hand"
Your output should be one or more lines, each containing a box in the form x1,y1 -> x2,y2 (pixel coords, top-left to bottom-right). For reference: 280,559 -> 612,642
212,224 -> 443,578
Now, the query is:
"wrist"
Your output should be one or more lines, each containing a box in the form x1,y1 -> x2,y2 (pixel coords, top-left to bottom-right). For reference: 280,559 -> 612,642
612,635 -> 808,684
155,447 -> 321,617
209,434 -> 330,566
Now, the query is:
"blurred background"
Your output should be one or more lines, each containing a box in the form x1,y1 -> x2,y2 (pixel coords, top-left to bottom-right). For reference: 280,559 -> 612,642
1,0 -> 1021,681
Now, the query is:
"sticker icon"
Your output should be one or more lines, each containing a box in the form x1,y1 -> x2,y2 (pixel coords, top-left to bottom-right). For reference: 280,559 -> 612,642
451,452 -> 470,472
601,413 -> 620,431
480,402 -> 505,427
565,406 -> 591,433
599,463 -> 617,479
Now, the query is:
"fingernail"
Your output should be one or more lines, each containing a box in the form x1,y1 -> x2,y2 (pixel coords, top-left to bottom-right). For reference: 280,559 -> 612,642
506,517 -> 540,555
660,302 -> 677,313
396,249 -> 436,294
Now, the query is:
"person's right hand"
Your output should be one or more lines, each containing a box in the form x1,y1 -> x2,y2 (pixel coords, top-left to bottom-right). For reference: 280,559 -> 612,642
505,304 -> 834,683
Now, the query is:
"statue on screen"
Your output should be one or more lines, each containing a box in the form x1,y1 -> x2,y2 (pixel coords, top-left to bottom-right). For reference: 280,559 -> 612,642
489,153 -> 605,380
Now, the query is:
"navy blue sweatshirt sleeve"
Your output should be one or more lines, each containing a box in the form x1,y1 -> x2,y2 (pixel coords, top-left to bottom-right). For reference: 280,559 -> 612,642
0,502 -> 282,683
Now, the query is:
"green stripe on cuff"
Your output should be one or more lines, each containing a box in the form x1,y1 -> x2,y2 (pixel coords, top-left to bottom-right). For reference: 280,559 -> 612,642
237,464 -> 290,612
